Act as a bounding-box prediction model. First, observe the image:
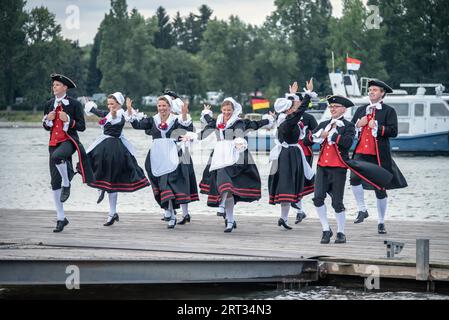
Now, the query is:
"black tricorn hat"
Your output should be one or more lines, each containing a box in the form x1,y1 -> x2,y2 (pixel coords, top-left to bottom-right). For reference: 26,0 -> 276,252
368,79 -> 393,93
326,95 -> 355,108
51,73 -> 76,89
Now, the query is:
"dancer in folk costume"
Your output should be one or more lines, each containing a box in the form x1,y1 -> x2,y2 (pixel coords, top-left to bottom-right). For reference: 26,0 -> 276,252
84,92 -> 149,226
268,79 -> 316,230
126,95 -> 196,228
285,82 -> 319,224
160,90 -> 199,225
198,98 -> 262,232
42,73 -> 94,232
350,80 -> 407,234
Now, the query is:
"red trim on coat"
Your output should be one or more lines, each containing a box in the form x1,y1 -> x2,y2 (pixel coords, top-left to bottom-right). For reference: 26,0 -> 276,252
66,134 -> 86,182
336,134 -> 341,145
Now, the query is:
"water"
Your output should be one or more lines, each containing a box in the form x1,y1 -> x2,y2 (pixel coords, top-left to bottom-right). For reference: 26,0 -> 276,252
1,126 -> 449,300
0,127 -> 449,221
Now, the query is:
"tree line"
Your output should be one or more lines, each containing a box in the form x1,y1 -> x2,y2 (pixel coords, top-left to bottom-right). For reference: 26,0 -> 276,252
1,0 -> 448,112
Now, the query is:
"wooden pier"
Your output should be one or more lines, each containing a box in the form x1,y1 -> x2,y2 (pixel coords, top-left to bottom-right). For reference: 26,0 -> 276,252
0,208 -> 448,290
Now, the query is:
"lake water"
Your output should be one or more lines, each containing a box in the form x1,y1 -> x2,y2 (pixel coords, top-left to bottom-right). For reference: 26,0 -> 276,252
1,126 -> 449,300
0,126 -> 449,221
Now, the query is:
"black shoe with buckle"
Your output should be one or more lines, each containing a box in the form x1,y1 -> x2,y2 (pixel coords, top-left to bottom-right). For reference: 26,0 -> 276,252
295,211 -> 307,224
224,221 -> 237,233
378,223 -> 387,234
334,232 -> 347,243
354,210 -> 369,224
97,190 -> 106,204
278,218 -> 292,230
167,217 -> 177,229
53,218 -> 69,233
178,213 -> 191,225
320,229 -> 333,244
104,213 -> 119,226
60,184 -> 71,203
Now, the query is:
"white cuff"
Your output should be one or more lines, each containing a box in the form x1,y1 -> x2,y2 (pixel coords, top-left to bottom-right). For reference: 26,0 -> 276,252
371,120 -> 378,138
200,109 -> 213,124
233,137 -> 248,153
312,129 -> 325,144
84,101 -> 97,116
124,108 -> 147,122
42,115 -> 54,127
63,115 -> 70,132
261,114 -> 275,129
177,114 -> 192,127
183,131 -> 198,141
303,89 -> 318,98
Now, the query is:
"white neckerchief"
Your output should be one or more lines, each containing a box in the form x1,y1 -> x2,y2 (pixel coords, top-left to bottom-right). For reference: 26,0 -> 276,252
366,100 -> 383,115
53,95 -> 69,109
312,117 -> 345,145
153,113 -> 176,138
104,109 -> 125,126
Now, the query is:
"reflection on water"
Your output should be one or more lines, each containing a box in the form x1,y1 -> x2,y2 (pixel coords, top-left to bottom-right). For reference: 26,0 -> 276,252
1,127 -> 449,221
1,284 -> 448,300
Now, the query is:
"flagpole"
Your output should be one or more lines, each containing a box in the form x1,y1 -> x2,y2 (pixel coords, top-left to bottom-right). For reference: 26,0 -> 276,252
346,52 -> 348,74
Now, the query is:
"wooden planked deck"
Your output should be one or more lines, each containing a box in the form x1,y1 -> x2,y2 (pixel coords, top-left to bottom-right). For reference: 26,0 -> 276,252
0,208 -> 448,284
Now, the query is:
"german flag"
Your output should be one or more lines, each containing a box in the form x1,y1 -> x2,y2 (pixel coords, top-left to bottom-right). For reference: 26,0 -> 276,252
251,98 -> 269,111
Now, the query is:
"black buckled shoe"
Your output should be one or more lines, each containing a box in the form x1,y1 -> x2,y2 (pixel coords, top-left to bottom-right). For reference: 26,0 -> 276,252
97,190 -> 106,204
161,210 -> 172,221
354,210 -> 369,224
178,213 -> 191,225
60,184 -> 71,203
224,221 -> 237,233
104,213 -> 119,226
295,211 -> 307,224
334,232 -> 347,243
320,229 -> 333,244
278,218 -> 292,230
378,223 -> 387,234
53,218 -> 69,233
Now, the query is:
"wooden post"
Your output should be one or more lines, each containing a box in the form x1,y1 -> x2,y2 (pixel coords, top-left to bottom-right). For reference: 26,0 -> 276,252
416,239 -> 430,281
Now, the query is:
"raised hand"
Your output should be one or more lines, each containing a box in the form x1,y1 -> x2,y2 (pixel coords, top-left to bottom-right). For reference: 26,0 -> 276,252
306,78 -> 314,91
289,81 -> 298,94
126,97 -> 133,115
203,103 -> 211,111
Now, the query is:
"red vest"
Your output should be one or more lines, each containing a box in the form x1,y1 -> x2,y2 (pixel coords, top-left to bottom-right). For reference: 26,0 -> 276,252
49,103 -> 70,147
355,113 -> 377,155
318,140 -> 346,168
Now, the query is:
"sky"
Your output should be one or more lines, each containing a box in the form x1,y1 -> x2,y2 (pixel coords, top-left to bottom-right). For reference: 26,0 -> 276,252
25,0 -> 345,46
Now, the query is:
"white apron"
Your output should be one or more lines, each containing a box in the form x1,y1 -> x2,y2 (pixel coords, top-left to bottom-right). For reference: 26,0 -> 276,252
209,140 -> 240,172
150,138 -> 179,177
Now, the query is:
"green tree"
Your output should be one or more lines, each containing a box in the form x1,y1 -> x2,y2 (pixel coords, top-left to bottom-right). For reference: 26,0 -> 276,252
153,6 -> 174,49
199,17 -> 252,99
122,9 -> 161,98
158,47 -> 204,105
97,0 -> 130,94
269,0 -> 332,94
326,0 -> 388,86
21,6 -> 85,110
86,31 -> 103,95
0,0 -> 27,106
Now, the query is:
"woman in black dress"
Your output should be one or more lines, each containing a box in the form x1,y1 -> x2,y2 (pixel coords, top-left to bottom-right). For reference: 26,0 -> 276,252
85,92 -> 149,226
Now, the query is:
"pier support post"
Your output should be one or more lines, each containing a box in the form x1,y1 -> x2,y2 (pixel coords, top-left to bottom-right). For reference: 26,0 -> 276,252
416,239 -> 430,281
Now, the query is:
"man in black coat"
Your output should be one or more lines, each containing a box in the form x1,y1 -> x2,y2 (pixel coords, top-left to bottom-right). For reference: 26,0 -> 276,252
303,95 -> 356,244
42,73 -> 94,232
350,80 -> 407,234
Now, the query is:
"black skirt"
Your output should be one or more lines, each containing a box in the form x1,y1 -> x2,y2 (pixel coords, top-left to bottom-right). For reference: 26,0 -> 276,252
199,150 -> 261,207
268,147 -> 306,204
87,137 -> 149,192
145,149 -> 199,209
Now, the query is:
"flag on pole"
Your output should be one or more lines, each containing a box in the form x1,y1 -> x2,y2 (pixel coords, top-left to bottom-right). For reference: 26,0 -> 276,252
346,56 -> 362,71
251,98 -> 269,111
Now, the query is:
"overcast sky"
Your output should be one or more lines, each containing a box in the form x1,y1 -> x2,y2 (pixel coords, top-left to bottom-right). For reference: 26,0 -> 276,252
25,0 -> 345,46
